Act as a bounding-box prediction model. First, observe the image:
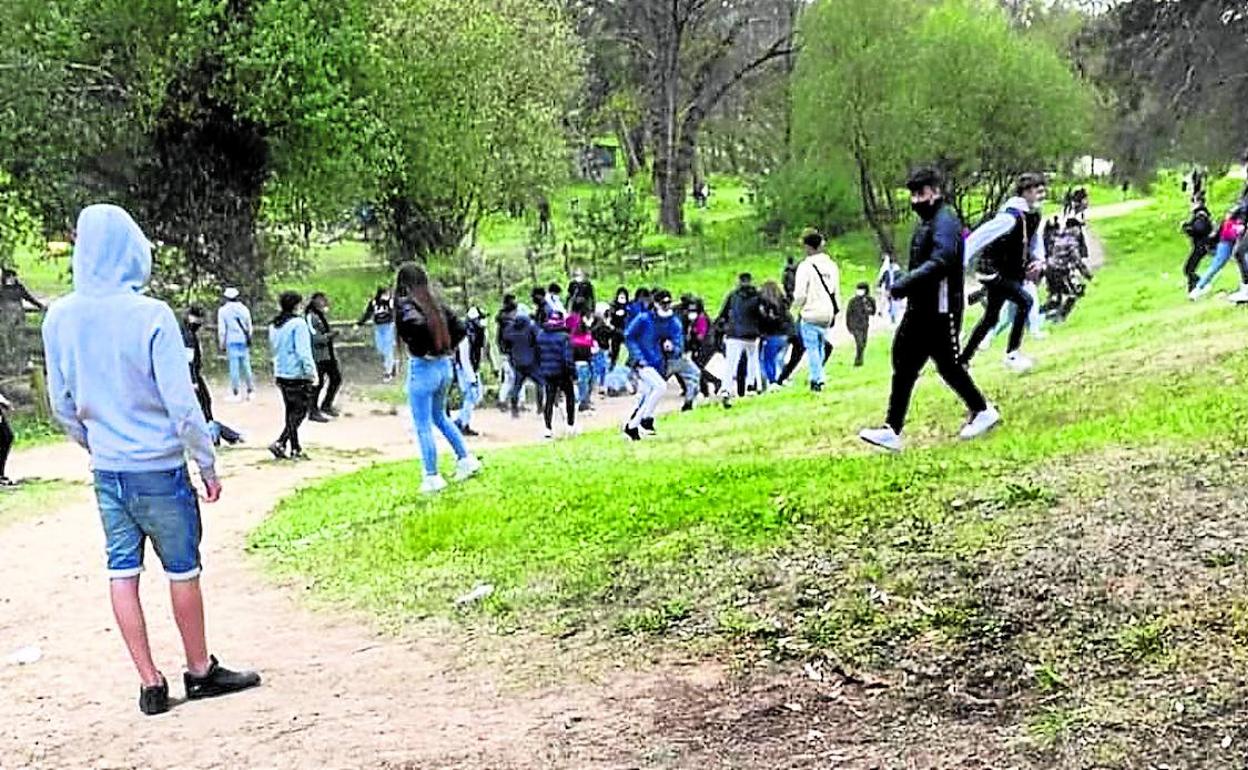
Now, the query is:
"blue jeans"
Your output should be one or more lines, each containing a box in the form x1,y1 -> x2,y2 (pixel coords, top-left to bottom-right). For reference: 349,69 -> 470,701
1196,240 -> 1236,290
226,342 -> 254,395
455,365 -> 481,427
576,361 -> 593,407
374,322 -> 397,375
408,356 -> 469,476
591,351 -> 609,387
761,335 -> 788,384
93,466 -> 202,581
798,321 -> 829,385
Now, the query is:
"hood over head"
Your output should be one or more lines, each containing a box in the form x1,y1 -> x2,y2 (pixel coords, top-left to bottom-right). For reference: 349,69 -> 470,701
73,204 -> 152,296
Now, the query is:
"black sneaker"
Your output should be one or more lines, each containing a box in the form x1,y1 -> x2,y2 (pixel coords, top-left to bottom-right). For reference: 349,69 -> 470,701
139,676 -> 170,716
321,405 -> 340,418
184,656 -> 261,701
459,424 -> 480,437
290,450 -> 310,462
623,425 -> 642,442
640,418 -> 657,434
810,382 -> 824,393
681,401 -> 694,412
268,442 -> 288,461
308,411 -> 330,423
721,395 -> 733,410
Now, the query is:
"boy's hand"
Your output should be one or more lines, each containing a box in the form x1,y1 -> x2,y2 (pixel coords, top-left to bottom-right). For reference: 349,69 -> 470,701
202,478 -> 223,503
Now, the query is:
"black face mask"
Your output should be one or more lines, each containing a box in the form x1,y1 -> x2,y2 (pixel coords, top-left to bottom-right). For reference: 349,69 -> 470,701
188,321 -> 203,332
911,198 -> 941,221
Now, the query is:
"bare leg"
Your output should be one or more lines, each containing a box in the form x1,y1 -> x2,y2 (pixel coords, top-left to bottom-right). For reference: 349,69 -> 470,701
170,578 -> 212,676
109,577 -> 162,686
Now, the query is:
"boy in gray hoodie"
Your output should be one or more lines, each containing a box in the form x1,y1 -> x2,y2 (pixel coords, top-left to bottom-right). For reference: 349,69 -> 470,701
42,204 -> 259,716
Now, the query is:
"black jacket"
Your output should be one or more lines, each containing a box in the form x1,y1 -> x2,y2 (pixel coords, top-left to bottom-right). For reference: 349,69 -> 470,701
977,208 -> 1040,282
892,201 -> 966,317
396,298 -> 465,358
846,294 -> 876,332
358,297 -> 395,325
758,297 -> 794,337
502,316 -> 540,370
717,285 -> 763,340
567,280 -> 595,311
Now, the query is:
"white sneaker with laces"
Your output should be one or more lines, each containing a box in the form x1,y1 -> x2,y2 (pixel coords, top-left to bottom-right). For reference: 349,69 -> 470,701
1190,285 -> 1210,300
454,455 -> 482,481
959,406 -> 1001,441
1004,352 -> 1034,373
420,475 -> 448,495
859,426 -> 903,453
1228,285 -> 1248,303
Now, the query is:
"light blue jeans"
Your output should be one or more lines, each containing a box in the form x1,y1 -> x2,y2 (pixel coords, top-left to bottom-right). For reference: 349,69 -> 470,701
576,361 -> 593,407
455,364 -> 481,428
591,350 -> 609,387
761,335 -> 788,383
408,356 -> 469,476
798,321 -> 828,386
374,322 -> 397,375
226,342 -> 254,395
1196,240 -> 1236,290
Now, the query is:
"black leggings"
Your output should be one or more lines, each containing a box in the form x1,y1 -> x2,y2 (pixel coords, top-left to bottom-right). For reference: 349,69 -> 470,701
275,378 -> 311,453
1184,241 -> 1211,291
609,333 -> 624,368
509,367 -> 545,415
543,374 -> 576,429
312,359 -> 342,411
887,313 -> 988,433
0,416 -> 12,478
962,278 -> 1032,363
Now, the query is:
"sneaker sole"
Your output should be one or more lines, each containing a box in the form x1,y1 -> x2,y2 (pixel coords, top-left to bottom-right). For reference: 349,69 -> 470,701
960,419 -> 1001,441
859,435 -> 902,453
186,679 -> 261,701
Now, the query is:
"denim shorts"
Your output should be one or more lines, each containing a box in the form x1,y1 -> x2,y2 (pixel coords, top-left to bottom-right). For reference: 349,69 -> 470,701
93,466 -> 203,581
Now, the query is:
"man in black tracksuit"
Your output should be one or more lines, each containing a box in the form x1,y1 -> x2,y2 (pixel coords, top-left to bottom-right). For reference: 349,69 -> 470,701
859,166 -> 998,453
960,173 -> 1048,372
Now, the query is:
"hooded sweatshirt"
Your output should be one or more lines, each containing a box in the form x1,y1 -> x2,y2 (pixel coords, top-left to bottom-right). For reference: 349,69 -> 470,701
963,196 -> 1045,280
42,205 -> 217,481
792,252 -> 841,326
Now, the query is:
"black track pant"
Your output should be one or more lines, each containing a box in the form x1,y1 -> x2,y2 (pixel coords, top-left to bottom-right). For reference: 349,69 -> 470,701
543,374 -> 576,429
312,359 -> 342,412
962,278 -> 1031,363
0,416 -> 12,478
275,378 -> 312,453
850,328 -> 868,367
1184,242 -> 1211,291
509,367 -> 545,415
887,313 -> 988,434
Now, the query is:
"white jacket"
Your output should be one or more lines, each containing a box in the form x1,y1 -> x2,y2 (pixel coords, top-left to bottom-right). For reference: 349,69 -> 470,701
792,252 -> 841,326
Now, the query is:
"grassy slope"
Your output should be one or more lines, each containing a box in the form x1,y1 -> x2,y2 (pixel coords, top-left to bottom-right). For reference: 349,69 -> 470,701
253,175 -> 1248,628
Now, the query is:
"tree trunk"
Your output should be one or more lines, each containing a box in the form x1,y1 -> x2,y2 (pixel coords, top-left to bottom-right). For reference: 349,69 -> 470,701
852,146 -> 895,256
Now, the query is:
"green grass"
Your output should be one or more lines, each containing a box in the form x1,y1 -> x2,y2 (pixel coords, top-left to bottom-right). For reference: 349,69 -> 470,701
9,412 -> 62,449
251,171 -> 1248,646
0,480 -> 83,530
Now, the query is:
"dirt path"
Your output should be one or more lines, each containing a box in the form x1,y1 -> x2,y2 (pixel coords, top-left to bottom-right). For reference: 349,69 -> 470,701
1,385 -> 725,770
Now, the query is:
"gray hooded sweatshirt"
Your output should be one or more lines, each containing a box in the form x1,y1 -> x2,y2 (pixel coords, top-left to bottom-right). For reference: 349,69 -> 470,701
41,205 -> 217,482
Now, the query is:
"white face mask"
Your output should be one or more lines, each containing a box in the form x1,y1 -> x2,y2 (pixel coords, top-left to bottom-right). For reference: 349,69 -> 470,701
857,289 -> 867,296
687,312 -> 697,321
656,308 -> 674,318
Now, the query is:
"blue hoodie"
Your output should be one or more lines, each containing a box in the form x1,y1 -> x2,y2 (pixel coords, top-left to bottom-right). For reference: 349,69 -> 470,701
41,205 -> 217,481
624,310 -> 683,373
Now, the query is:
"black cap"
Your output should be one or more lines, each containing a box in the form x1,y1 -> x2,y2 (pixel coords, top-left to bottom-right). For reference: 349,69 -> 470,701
653,289 -> 673,305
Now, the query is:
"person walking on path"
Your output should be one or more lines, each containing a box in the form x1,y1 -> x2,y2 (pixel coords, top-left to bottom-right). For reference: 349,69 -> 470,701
268,292 -> 317,461
0,390 -> 14,486
608,288 -> 630,367
790,229 -> 841,392
216,287 -> 255,402
716,273 -> 763,407
622,289 -> 683,441
358,287 -> 397,382
876,253 -> 905,325
494,294 -> 522,410
960,172 -> 1048,373
846,282 -> 876,367
453,307 -> 485,437
859,167 -> 1000,453
758,281 -> 793,386
394,263 -> 482,495
181,307 -> 242,447
304,292 -> 342,421
42,203 -> 259,716
536,310 -> 578,439
567,302 -> 596,412
502,305 -> 545,418
1181,198 -> 1216,293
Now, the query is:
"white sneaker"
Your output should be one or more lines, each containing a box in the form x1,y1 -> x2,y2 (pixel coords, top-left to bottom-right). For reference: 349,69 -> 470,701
959,406 -> 1001,441
1228,286 -> 1248,303
1004,352 -> 1034,373
542,428 -> 554,440
1190,285 -> 1211,300
568,423 -> 582,437
420,475 -> 448,495
454,455 -> 482,481
227,393 -> 243,404
859,426 -> 903,453
245,391 -> 255,402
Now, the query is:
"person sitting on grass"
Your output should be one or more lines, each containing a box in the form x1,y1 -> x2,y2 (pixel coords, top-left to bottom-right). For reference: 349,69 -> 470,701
42,203 -> 259,716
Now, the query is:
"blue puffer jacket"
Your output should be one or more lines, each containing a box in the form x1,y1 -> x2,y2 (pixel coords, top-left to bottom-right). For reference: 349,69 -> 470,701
502,315 -> 539,370
624,311 -> 684,373
536,323 -> 574,380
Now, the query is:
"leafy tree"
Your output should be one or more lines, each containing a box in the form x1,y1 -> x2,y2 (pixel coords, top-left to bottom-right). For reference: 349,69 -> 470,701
569,184 -> 646,280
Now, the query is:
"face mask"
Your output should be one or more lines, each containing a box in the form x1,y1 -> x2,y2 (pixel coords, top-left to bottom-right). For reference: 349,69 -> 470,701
911,199 -> 940,220
188,321 -> 203,331
656,307 -> 673,318
687,312 -> 697,321
856,289 -> 867,297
